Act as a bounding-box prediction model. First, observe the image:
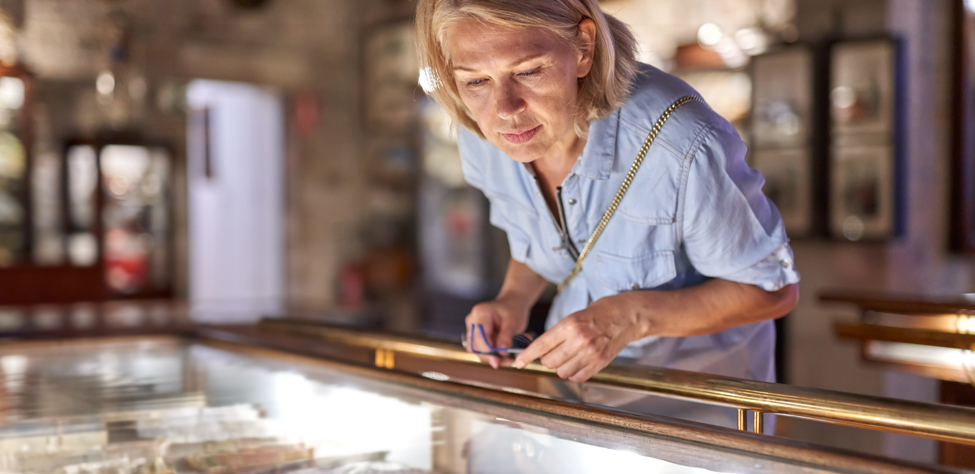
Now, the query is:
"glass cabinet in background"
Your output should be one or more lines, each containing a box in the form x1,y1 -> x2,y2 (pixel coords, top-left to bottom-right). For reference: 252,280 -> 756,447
64,139 -> 173,297
0,133 -> 175,305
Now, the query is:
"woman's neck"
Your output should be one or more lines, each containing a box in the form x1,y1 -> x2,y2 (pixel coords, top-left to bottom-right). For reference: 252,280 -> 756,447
531,125 -> 588,220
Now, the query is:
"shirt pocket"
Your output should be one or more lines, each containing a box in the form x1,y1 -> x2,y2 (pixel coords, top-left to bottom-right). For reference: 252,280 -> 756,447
592,250 -> 677,298
617,153 -> 681,225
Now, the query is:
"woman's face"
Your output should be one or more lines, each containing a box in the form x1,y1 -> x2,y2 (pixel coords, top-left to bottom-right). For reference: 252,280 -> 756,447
445,18 -> 594,163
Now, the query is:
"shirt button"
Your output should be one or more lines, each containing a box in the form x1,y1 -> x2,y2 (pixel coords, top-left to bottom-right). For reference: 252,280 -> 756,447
630,283 -> 640,291
780,259 -> 792,269
568,199 -> 577,205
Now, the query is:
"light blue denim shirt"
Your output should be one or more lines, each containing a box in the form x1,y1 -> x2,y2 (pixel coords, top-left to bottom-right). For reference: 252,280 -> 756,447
457,64 -> 801,383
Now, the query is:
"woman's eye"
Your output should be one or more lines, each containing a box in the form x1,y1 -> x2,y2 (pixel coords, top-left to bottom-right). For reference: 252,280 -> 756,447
466,79 -> 485,87
519,67 -> 542,77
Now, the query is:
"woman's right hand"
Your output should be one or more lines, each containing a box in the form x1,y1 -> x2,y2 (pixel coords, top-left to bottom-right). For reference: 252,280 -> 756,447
465,295 -> 531,369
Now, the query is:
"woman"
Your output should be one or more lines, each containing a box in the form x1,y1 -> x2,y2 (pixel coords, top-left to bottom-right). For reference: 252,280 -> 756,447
415,0 -> 800,424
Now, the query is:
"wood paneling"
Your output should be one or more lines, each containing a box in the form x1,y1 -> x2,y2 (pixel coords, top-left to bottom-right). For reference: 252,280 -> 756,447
0,266 -> 106,305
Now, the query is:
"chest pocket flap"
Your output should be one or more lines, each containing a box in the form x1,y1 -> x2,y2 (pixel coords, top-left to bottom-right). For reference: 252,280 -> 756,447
617,149 -> 682,225
594,250 -> 677,293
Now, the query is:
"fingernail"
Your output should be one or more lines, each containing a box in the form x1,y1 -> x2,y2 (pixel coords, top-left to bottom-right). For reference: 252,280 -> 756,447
514,360 -> 526,369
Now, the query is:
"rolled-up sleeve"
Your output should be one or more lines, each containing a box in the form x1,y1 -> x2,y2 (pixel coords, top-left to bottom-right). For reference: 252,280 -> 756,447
681,125 -> 800,291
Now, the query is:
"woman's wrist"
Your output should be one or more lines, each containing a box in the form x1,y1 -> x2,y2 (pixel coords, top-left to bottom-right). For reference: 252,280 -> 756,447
613,291 -> 666,340
495,289 -> 537,315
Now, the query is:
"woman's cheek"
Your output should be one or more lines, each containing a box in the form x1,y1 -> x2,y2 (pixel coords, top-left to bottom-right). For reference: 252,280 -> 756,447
459,89 -> 485,112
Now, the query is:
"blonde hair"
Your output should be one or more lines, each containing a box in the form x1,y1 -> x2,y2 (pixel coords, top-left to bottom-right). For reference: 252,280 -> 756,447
415,0 -> 638,138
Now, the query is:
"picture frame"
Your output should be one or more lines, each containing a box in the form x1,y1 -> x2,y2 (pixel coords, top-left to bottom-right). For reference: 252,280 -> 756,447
951,0 -> 975,253
829,145 -> 896,241
748,45 -> 817,237
829,39 -> 898,143
828,38 -> 902,241
750,46 -> 815,149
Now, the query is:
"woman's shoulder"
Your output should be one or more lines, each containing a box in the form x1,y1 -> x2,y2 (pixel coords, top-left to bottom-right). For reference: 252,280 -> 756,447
618,63 -> 731,149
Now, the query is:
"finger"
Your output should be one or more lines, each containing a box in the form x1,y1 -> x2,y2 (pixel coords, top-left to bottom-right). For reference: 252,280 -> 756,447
475,353 -> 497,367
566,361 -> 601,383
553,352 -> 590,381
494,319 -> 519,350
513,331 -> 564,369
566,352 -> 615,383
467,321 -> 497,355
499,356 -> 515,368
539,342 -> 577,371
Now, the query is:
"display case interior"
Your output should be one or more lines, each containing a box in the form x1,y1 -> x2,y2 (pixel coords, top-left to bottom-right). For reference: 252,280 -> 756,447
0,334 -> 952,474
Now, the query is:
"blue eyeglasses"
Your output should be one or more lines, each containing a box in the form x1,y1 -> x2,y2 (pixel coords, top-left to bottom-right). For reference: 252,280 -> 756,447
462,323 -> 535,355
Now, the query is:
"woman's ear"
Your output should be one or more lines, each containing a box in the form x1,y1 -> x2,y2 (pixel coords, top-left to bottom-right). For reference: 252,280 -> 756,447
576,18 -> 597,79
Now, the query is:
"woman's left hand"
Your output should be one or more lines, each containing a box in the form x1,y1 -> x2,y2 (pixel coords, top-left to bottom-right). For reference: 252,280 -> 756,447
513,293 -> 648,382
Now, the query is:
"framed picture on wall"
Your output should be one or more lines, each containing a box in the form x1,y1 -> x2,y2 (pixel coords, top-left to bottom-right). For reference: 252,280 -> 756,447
750,46 -> 814,149
829,39 -> 898,144
749,45 -> 817,237
829,145 -> 896,241
952,0 -> 975,253
828,38 -> 901,241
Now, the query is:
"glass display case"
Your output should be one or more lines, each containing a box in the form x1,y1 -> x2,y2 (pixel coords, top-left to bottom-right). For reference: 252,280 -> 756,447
63,139 -> 173,297
0,325 -> 962,474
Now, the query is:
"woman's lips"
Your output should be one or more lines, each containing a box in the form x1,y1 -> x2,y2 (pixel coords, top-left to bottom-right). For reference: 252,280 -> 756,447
502,125 -> 541,144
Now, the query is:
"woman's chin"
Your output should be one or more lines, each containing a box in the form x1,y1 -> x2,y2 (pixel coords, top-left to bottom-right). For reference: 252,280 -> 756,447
496,142 -> 546,164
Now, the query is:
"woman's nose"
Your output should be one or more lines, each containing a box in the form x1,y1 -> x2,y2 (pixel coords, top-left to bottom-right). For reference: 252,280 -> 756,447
496,83 -> 527,120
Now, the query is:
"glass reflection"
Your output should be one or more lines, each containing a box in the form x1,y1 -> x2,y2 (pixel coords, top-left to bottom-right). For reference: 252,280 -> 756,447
100,145 -> 171,294
66,145 -> 98,266
0,339 -> 741,474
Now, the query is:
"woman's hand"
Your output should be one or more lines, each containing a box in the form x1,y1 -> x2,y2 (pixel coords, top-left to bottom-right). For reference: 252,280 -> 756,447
465,295 -> 532,369
513,293 -> 644,382
466,258 -> 549,369
513,280 -> 800,382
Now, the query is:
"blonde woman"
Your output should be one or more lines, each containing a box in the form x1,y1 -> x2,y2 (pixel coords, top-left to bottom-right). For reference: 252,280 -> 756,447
416,0 -> 800,425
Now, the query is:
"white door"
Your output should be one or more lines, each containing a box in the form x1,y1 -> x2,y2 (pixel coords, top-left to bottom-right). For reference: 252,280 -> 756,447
186,80 -> 284,321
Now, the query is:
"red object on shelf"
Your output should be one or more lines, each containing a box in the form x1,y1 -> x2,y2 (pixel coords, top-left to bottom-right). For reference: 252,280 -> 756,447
339,261 -> 365,309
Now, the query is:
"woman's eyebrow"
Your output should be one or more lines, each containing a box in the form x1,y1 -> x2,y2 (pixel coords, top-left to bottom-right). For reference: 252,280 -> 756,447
508,53 -> 545,67
453,53 -> 546,72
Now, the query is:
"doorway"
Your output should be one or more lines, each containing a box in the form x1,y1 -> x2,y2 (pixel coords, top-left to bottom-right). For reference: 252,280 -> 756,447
186,80 -> 285,321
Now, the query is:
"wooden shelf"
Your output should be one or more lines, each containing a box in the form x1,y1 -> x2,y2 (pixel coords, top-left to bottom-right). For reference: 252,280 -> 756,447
821,290 -> 975,314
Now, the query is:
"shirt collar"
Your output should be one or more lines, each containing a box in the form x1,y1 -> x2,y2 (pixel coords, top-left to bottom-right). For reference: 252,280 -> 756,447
573,109 -> 619,180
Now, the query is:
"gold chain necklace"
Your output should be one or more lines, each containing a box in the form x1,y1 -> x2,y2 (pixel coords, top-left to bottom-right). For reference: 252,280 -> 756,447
558,95 -> 702,292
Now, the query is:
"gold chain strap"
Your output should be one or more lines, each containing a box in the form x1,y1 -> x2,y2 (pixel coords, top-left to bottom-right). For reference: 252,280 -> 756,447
558,95 -> 701,292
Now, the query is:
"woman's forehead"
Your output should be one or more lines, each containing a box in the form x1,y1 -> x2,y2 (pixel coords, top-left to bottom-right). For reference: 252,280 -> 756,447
445,19 -> 565,71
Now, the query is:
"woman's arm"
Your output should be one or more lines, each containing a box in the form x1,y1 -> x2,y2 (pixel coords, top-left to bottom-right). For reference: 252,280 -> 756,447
626,279 -> 798,338
513,280 -> 798,381
495,258 -> 550,314
464,258 -> 549,368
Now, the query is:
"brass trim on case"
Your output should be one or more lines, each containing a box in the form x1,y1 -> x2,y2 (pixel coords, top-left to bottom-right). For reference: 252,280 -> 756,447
257,318 -> 975,447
